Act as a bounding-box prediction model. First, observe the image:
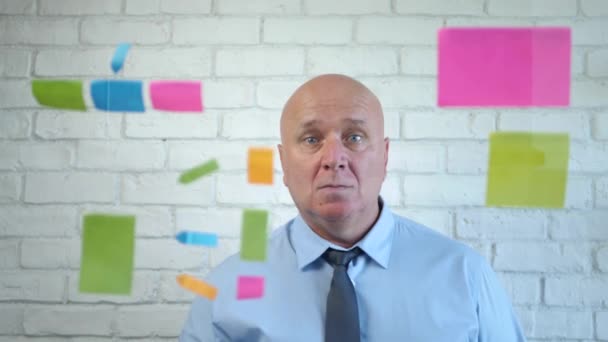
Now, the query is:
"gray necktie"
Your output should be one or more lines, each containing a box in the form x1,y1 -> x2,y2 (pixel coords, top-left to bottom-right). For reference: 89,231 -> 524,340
323,247 -> 362,342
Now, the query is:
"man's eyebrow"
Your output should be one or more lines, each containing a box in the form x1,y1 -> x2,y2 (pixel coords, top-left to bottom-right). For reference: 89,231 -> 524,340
343,119 -> 367,126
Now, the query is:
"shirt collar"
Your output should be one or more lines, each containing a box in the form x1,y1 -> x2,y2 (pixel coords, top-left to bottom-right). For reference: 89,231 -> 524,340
290,197 -> 395,270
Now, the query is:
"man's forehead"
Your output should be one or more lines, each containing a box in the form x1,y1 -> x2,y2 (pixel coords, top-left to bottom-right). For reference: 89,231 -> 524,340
296,117 -> 367,129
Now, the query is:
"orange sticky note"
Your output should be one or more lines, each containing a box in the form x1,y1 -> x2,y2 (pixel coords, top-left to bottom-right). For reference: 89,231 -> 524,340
176,274 -> 218,300
248,147 -> 273,184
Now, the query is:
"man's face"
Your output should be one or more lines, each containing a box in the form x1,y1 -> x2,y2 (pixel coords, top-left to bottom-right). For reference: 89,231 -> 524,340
278,79 -> 389,228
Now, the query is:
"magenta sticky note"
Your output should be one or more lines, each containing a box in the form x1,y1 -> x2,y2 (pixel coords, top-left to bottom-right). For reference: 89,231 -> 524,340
237,276 -> 264,300
438,27 -> 571,107
149,81 -> 203,112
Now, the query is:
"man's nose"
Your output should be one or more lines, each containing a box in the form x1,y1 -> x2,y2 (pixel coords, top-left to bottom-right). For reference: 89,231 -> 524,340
320,137 -> 347,171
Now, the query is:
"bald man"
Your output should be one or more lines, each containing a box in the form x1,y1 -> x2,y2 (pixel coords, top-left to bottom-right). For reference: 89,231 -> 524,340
180,75 -> 526,342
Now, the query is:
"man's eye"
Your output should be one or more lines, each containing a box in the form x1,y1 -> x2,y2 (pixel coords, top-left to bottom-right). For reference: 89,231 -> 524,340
347,134 -> 363,143
304,137 -> 319,144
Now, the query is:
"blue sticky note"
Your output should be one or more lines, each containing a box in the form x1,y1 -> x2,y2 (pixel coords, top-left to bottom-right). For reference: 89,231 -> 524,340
111,43 -> 131,74
176,231 -> 218,247
90,80 -> 145,112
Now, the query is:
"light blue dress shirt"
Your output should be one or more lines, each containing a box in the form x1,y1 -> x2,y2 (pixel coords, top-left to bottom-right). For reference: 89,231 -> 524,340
180,201 -> 526,341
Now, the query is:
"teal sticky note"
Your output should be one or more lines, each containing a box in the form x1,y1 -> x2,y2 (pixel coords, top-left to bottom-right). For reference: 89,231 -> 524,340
240,209 -> 268,262
79,214 -> 135,294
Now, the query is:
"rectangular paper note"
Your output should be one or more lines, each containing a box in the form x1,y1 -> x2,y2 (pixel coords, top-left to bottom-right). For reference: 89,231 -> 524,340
179,159 -> 219,184
486,132 -> 569,208
111,43 -> 131,74
248,147 -> 273,185
176,231 -> 218,247
150,81 -> 203,112
237,275 -> 264,300
31,79 -> 86,111
176,274 -> 218,300
90,80 -> 145,112
240,209 -> 268,261
79,214 -> 135,294
438,27 -> 571,107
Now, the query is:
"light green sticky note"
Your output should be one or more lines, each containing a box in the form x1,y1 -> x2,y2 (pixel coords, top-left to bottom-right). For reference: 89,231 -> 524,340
179,159 -> 219,184
240,209 -> 268,261
79,214 -> 135,294
486,132 -> 570,208
32,79 -> 86,111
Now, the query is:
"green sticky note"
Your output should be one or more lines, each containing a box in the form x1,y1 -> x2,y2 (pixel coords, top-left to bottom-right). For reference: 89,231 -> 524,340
486,132 -> 570,208
179,159 -> 219,184
79,214 -> 135,294
240,209 -> 268,261
32,79 -> 86,111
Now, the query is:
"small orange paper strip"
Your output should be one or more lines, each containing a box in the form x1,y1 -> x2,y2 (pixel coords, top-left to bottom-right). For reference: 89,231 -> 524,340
247,147 -> 273,185
176,274 -> 218,300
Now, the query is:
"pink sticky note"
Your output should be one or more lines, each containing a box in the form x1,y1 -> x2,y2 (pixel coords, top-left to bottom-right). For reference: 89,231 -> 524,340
149,81 -> 203,112
237,276 -> 264,300
438,27 -> 571,107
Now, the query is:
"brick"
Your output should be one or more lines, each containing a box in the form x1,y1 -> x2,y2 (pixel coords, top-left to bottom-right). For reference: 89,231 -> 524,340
497,273 -> 540,305
599,246 -> 608,272
124,112 -> 218,139
256,80 -> 302,109
598,311 -> 608,340
498,110 -> 590,140
169,140 -> 256,171
0,50 -> 31,77
308,47 -> 398,76
581,0 -> 608,16
80,205 -> 173,237
68,271 -> 160,304
39,0 -> 121,15
36,112 -> 121,139
135,239 -> 207,269
24,306 -> 114,336
564,176 -> 593,210
0,272 -> 64,302
592,112 -> 607,139
447,141 -> 488,174
116,305 -> 188,337
569,142 -> 608,173
0,18 -> 78,45
387,142 -> 444,172
123,48 -> 212,77
402,111 -> 495,139
530,310 -> 592,339
403,175 -> 485,206
264,18 -> 351,44
400,47 -> 436,75
0,240 -> 19,268
545,276 -> 608,306
446,17 -> 536,27
550,211 -> 608,240
216,0 -> 300,14
494,242 -> 591,273
598,177 -> 608,208
0,81 -> 38,108
456,209 -> 547,239
0,111 -> 32,138
221,109 -> 281,139
384,111 -> 400,139
0,0 -> 35,14
588,49 -> 608,77
35,48 -> 113,77
173,18 -> 259,45
81,18 -> 170,45
122,173 -> 214,205
20,239 -> 79,268
0,173 -> 20,202
24,172 -> 115,203
364,78 -> 436,107
571,47 -> 585,76
209,237 -> 239,267
380,174 -> 401,206
160,0 -> 211,13
216,174 -> 292,205
125,0 -> 161,14
77,140 -> 165,171
0,143 -> 20,170
393,208 -> 452,236
397,0 -> 484,15
306,0 -> 389,14
19,142 -> 74,169
176,207 -> 243,238
216,48 -> 304,76
357,17 -> 442,45
0,205 -> 77,237
0,305 -> 23,334
574,80 -> 608,106
488,0 -> 577,16
204,79 -> 255,108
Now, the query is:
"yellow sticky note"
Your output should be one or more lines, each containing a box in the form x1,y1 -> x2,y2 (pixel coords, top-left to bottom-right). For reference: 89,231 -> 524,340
486,132 -> 569,208
248,147 -> 273,184
176,274 -> 218,300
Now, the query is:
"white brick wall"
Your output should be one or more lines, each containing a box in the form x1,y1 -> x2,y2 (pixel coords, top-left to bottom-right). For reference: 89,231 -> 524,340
0,0 -> 606,340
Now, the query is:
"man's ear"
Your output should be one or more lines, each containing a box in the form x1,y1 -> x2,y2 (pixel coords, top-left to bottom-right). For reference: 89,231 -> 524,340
383,137 -> 389,178
277,144 -> 287,186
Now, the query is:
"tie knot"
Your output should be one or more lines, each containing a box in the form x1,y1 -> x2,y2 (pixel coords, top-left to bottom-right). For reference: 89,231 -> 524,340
323,247 -> 362,268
